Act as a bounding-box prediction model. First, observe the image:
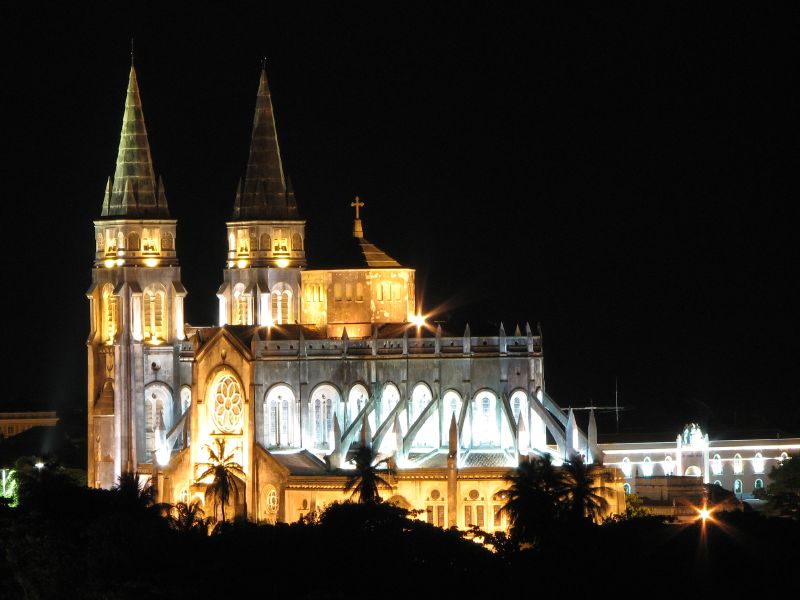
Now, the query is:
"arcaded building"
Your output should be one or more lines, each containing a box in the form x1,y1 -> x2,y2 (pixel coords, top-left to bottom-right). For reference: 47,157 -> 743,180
86,65 -> 623,527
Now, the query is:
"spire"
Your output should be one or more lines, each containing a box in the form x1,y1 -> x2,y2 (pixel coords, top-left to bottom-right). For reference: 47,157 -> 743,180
102,66 -> 167,218
234,67 -> 296,220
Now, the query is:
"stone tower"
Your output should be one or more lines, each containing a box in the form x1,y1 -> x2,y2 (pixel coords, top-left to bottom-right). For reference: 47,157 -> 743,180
217,68 -> 306,326
87,66 -> 190,489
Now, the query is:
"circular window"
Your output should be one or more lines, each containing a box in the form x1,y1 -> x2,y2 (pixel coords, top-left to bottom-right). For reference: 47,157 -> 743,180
212,374 -> 244,433
430,489 -> 441,501
468,489 -> 480,501
267,489 -> 278,513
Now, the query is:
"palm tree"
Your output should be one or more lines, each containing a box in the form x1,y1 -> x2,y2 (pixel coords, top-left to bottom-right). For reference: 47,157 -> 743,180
561,452 -> 611,523
501,453 -> 565,546
113,471 -> 155,511
168,499 -> 210,534
344,445 -> 396,504
196,438 -> 245,523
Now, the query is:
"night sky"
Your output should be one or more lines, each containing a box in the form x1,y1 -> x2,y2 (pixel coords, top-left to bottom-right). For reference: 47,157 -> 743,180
2,4 -> 797,436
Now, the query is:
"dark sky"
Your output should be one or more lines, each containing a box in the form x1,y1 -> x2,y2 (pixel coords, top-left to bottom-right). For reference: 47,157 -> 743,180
2,4 -> 797,435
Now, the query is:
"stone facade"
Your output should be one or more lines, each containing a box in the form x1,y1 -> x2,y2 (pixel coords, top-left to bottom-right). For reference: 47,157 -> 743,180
86,65 -> 624,526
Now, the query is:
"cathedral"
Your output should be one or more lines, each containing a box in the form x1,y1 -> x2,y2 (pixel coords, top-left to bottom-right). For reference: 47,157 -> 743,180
86,64 -> 625,527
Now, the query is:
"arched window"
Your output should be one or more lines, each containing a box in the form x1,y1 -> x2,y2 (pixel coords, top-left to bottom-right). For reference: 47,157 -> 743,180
641,456 -> 653,477
128,231 -> 140,251
291,232 -> 302,251
161,232 -> 174,251
441,390 -> 462,443
713,480 -> 722,487
621,457 -> 632,478
106,229 -> 117,253
271,286 -> 292,324
311,385 -> 339,449
355,282 -> 364,302
96,232 -> 104,252
117,231 -> 125,251
623,483 -> 631,494
711,453 -> 723,475
410,383 -> 436,448
347,384 -> 369,427
685,465 -> 702,477
249,231 -> 258,253
662,455 -> 674,476
753,452 -> 765,474
180,387 -> 191,414
143,285 -> 166,342
733,453 -> 743,474
228,233 -> 235,253
180,489 -> 189,504
101,283 -> 118,343
733,479 -> 743,495
780,452 -> 789,463
266,384 -> 294,447
472,391 -> 498,447
260,233 -> 271,253
210,373 -> 244,434
144,384 -> 173,463
410,384 -> 432,425
233,283 -> 251,325
379,383 -> 400,426
754,479 -> 764,492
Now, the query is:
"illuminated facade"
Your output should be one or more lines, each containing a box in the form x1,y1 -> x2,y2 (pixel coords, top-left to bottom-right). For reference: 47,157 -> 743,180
86,65 -> 625,526
601,424 -> 800,502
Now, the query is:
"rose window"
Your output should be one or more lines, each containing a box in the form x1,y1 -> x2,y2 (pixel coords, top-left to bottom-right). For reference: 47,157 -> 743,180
212,375 -> 244,433
267,489 -> 278,513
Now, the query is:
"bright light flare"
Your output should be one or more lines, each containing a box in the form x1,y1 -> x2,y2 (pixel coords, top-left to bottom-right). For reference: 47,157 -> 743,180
275,258 -> 289,268
696,504 -> 714,523
236,259 -> 249,269
410,313 -> 426,327
144,258 -> 160,268
34,462 -> 44,470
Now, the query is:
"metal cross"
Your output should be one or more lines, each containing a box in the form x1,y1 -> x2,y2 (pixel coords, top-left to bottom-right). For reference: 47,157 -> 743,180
351,196 -> 365,220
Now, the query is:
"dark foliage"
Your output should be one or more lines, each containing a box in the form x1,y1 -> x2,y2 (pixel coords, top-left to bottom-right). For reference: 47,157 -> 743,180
2,459 -> 798,598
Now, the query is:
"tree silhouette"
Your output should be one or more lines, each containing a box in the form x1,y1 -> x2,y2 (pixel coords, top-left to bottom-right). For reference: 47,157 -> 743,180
168,499 -> 210,535
501,453 -> 565,547
196,439 -> 245,523
113,471 -> 155,512
561,452 -> 611,523
344,445 -> 396,504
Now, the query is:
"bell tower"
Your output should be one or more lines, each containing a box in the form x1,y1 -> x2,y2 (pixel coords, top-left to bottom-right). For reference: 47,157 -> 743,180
217,67 -> 306,327
87,65 -> 189,488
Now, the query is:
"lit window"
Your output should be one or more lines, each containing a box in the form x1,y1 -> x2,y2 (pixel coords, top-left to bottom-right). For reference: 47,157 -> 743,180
233,283 -> 251,325
410,384 -> 437,448
713,480 -> 722,487
180,387 -> 191,414
621,457 -> 632,478
270,287 -> 292,324
711,454 -> 723,475
347,384 -> 369,427
623,483 -> 631,494
211,374 -> 244,434
266,384 -> 294,447
311,385 -> 339,449
734,479 -> 743,495
780,452 -> 789,463
380,383 -> 400,425
472,391 -> 498,447
442,390 -> 462,442
733,453 -> 743,475
102,283 -> 118,343
685,465 -> 702,477
267,489 -> 278,513
334,283 -> 342,302
143,285 -> 166,342
641,456 -> 653,477
345,282 -> 353,302
754,479 -> 764,492
355,282 -> 364,302
273,229 -> 288,252
662,455 -> 674,476
753,452 -> 765,474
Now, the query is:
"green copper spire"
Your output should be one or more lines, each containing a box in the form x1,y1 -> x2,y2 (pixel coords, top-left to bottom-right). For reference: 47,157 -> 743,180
233,67 -> 298,220
101,66 -> 168,218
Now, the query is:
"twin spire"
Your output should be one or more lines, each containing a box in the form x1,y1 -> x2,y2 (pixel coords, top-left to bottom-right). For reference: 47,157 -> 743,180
101,66 -> 169,218
100,65 -> 296,221
233,68 -> 298,220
